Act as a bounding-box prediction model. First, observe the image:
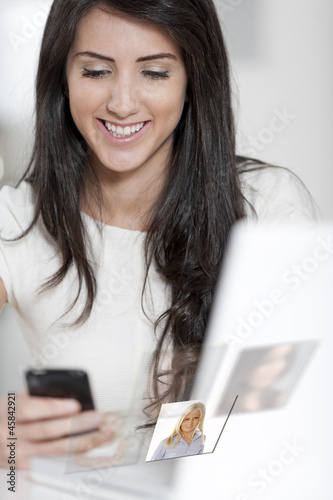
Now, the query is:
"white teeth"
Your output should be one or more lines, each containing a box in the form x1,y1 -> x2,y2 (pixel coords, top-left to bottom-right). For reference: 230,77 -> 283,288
104,121 -> 145,138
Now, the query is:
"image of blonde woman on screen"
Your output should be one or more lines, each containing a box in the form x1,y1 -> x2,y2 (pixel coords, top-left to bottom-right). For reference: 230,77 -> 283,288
150,402 -> 206,461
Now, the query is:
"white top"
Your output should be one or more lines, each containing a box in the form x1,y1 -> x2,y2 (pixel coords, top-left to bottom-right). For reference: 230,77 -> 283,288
151,431 -> 205,460
0,166 -> 318,414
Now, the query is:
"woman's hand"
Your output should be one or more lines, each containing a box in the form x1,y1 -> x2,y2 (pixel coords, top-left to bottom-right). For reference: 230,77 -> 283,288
0,392 -> 113,469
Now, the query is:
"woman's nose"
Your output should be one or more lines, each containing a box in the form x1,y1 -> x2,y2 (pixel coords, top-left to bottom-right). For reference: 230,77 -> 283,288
107,80 -> 140,118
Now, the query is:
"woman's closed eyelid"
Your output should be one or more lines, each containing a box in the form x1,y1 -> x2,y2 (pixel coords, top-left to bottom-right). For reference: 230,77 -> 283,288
82,68 -> 111,79
141,69 -> 170,80
80,65 -> 170,80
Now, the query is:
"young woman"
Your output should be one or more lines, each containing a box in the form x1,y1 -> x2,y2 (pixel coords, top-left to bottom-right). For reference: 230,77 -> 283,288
151,402 -> 206,461
0,0 -> 317,469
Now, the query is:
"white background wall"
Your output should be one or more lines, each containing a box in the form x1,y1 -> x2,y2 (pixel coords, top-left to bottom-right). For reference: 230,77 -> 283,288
219,0 -> 333,219
0,0 -> 332,389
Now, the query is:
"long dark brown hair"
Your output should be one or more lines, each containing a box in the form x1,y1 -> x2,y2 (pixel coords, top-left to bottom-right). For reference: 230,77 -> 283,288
16,0 -> 247,423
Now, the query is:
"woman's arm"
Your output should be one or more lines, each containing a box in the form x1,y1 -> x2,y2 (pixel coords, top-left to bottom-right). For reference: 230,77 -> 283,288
0,279 -> 113,469
151,440 -> 167,461
0,277 -> 7,312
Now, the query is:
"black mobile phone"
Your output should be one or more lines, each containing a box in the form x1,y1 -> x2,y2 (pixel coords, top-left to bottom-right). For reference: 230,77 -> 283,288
26,369 -> 95,411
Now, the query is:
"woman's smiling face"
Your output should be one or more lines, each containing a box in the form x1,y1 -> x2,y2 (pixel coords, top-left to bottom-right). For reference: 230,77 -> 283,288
66,8 -> 188,177
180,409 -> 201,434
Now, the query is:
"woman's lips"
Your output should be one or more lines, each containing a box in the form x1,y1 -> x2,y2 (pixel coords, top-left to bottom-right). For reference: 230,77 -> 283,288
97,118 -> 151,145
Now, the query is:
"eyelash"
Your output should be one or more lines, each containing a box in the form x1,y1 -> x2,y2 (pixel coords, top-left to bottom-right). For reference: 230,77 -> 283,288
142,70 -> 170,80
82,69 -> 109,79
82,69 -> 170,80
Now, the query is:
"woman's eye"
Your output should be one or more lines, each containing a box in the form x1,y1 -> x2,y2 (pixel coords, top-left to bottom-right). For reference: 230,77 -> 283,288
142,70 -> 170,80
82,69 -> 110,79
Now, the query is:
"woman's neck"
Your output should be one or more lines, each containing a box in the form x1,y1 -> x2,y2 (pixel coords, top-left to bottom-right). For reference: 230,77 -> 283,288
82,157 -> 168,231
182,430 -> 196,445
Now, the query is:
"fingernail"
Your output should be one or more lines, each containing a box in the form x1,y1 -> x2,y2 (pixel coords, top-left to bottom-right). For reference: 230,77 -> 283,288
93,413 -> 105,425
66,400 -> 80,411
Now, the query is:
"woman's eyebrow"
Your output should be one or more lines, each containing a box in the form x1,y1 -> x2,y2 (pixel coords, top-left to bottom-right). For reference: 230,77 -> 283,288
136,53 -> 177,62
75,51 -> 114,62
74,51 -> 177,62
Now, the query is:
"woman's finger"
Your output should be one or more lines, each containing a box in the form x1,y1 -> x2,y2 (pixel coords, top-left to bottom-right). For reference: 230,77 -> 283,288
29,427 -> 114,456
17,393 -> 81,422
17,410 -> 105,441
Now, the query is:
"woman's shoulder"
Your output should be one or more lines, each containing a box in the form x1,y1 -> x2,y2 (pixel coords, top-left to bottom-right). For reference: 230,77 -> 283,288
0,181 -> 35,233
0,180 -> 34,206
237,157 -> 320,224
